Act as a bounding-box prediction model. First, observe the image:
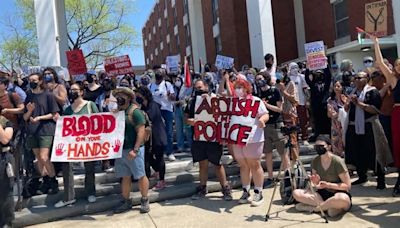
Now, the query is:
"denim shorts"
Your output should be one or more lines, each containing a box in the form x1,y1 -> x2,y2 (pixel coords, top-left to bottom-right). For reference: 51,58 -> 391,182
115,147 -> 145,180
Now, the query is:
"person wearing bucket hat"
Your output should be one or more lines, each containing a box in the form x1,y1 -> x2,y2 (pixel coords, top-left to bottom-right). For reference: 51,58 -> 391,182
112,86 -> 150,214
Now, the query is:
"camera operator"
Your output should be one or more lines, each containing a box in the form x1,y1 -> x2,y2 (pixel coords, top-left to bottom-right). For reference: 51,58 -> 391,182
256,72 -> 289,188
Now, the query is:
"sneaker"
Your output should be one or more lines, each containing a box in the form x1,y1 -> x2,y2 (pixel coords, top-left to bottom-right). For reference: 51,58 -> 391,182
54,199 -> 76,208
152,180 -> 166,190
150,172 -> 160,179
238,190 -> 251,204
302,140 -> 310,146
191,185 -> 207,200
263,178 -> 274,189
168,154 -> 176,162
251,190 -> 264,207
105,167 -> 114,173
222,185 -> 233,201
295,203 -> 315,212
352,178 -> 367,185
220,155 -> 234,165
140,197 -> 150,213
113,199 -> 133,214
88,195 -> 96,203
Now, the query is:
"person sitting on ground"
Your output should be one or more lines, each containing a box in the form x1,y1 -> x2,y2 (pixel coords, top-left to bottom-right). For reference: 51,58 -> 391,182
293,135 -> 352,218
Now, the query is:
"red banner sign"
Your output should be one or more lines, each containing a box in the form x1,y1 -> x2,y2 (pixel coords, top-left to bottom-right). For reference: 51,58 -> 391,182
104,55 -> 134,75
66,49 -> 87,76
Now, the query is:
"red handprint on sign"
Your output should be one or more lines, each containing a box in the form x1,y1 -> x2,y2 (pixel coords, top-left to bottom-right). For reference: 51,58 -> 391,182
55,144 -> 64,156
112,140 -> 121,153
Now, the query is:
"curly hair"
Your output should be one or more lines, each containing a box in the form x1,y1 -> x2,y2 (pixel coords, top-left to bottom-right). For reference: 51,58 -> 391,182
136,85 -> 153,103
42,67 -> 59,83
234,79 -> 252,95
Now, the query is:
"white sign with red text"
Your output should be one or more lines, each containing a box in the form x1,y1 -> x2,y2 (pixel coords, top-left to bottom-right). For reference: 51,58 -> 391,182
51,112 -> 125,162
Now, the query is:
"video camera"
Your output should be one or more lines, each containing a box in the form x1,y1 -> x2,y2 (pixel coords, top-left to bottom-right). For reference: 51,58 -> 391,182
280,126 -> 300,136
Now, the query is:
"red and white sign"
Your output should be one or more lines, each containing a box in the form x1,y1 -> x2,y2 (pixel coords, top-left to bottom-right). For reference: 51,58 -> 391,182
66,49 -> 87,76
194,96 -> 262,146
104,55 -> 134,76
51,112 -> 126,162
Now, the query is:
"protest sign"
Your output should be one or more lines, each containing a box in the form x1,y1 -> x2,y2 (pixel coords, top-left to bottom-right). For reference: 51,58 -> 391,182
215,55 -> 234,70
66,49 -> 87,77
304,41 -> 327,71
51,112 -> 126,162
104,55 -> 134,76
193,96 -> 261,146
166,55 -> 180,73
365,0 -> 387,37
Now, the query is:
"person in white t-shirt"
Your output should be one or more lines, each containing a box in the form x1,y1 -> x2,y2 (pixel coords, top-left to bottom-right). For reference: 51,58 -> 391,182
261,53 -> 276,84
148,68 -> 176,161
230,79 -> 269,207
288,62 -> 310,144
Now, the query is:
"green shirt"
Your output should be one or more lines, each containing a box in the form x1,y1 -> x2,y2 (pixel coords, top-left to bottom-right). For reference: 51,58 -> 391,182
63,101 -> 99,116
124,104 -> 146,150
311,154 -> 348,184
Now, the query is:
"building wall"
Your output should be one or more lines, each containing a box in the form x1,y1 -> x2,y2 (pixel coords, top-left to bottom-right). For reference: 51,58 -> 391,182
271,0 -> 298,64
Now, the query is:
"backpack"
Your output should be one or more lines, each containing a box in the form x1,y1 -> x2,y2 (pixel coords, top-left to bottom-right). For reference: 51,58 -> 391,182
127,105 -> 152,145
280,161 -> 309,205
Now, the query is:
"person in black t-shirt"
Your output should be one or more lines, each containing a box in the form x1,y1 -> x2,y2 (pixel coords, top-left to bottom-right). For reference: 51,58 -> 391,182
23,73 -> 60,195
256,72 -> 289,188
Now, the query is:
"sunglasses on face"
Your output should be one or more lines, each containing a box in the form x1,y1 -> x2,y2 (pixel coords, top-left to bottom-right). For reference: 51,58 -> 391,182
364,60 -> 373,63
354,76 -> 367,80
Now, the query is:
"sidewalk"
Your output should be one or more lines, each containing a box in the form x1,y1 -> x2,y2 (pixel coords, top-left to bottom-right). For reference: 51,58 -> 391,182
29,173 -> 400,228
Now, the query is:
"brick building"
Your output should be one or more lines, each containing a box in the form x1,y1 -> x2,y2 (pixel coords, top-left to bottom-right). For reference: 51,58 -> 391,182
142,0 -> 400,72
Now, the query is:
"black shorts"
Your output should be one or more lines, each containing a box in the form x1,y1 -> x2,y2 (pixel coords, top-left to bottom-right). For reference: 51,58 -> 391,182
191,141 -> 223,166
317,189 -> 352,211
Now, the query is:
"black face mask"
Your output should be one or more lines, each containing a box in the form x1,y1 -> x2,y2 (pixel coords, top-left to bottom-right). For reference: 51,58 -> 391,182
195,89 -> 207,96
69,92 -> 80,102
136,96 -> 144,105
265,62 -> 273,69
155,73 -> 163,81
86,75 -> 94,83
103,81 -> 113,91
117,97 -> 126,107
30,81 -> 38,90
315,145 -> 328,155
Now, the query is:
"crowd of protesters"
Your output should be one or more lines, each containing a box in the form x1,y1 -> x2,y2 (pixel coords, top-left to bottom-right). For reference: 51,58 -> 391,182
1,35 -> 400,227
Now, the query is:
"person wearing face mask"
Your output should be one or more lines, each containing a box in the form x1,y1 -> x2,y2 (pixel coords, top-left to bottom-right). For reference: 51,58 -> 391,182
261,53 -> 276,83
43,67 -> 68,113
119,76 -> 132,88
230,79 -> 269,206
185,79 -> 233,201
288,62 -> 310,145
345,71 -> 392,190
135,86 -> 167,190
172,76 -> 186,153
54,83 -> 99,208
83,70 -> 103,103
256,72 -> 288,188
148,68 -> 176,161
140,73 -> 152,87
305,66 -> 332,142
23,73 -> 60,195
112,87 -> 150,214
363,56 -> 374,68
293,136 -> 352,218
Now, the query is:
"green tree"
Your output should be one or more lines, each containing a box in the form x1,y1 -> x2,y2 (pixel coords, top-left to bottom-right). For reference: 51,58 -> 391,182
1,0 -> 137,69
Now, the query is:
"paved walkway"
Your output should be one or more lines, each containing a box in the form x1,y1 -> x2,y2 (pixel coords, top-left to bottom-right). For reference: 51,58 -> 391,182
29,173 -> 400,228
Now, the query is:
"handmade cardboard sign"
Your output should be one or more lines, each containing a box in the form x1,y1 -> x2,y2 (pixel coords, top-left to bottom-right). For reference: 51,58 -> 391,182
51,112 -> 125,162
193,96 -> 261,146
215,55 -> 234,70
304,41 -> 327,71
365,0 -> 387,37
66,49 -> 87,77
166,55 -> 180,74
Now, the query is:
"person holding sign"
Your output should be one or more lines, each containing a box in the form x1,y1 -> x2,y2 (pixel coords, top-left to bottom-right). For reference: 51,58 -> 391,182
54,83 -> 99,208
231,79 -> 269,207
112,87 -> 150,214
23,73 -> 60,195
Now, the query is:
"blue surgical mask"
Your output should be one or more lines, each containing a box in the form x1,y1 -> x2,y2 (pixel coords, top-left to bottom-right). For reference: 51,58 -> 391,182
275,72 -> 283,80
44,74 -> 53,83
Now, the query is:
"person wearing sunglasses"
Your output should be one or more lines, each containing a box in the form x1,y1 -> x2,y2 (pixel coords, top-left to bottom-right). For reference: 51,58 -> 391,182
345,71 -> 392,190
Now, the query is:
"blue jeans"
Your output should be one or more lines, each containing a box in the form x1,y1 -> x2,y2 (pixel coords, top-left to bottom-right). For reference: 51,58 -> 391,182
161,110 -> 174,155
174,106 -> 185,151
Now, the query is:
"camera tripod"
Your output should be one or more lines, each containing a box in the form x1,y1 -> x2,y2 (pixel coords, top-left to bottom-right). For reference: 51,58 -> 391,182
264,129 -> 328,223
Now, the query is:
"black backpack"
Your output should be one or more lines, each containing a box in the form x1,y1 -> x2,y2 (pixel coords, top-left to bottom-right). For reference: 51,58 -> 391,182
280,161 -> 309,205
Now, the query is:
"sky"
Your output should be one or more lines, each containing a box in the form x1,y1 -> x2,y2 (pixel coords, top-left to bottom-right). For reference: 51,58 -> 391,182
0,0 -> 155,66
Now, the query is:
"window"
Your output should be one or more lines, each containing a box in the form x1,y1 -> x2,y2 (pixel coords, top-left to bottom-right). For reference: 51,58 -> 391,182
174,7 -> 178,26
334,0 -> 349,39
185,24 -> 191,47
212,0 -> 219,25
176,36 -> 180,51
214,35 -> 222,54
